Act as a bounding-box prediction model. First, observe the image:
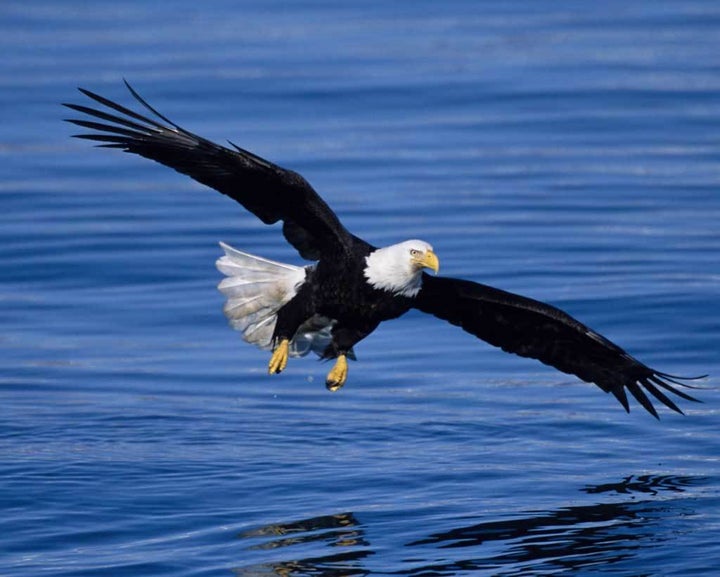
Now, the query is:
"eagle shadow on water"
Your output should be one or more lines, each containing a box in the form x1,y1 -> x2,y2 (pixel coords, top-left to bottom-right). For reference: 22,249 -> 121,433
64,81 -> 706,418
233,474 -> 704,576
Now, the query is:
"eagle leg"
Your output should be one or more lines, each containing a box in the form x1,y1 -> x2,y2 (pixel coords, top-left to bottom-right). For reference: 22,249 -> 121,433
326,354 -> 348,392
268,339 -> 289,374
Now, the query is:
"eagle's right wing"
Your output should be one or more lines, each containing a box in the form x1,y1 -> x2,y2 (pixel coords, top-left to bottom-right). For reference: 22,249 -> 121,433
64,81 -> 355,260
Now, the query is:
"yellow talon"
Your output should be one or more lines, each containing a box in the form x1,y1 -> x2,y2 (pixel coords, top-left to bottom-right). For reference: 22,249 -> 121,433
325,354 -> 348,392
268,339 -> 289,374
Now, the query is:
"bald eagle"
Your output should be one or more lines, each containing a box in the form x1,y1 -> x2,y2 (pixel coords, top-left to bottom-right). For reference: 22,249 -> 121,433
64,82 -> 704,417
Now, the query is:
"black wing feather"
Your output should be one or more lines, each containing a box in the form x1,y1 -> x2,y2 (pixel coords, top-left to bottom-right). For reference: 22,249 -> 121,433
413,274 -> 703,417
64,81 -> 353,260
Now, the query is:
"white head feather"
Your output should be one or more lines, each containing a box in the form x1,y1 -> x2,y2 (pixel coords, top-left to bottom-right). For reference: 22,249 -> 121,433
363,239 -> 438,298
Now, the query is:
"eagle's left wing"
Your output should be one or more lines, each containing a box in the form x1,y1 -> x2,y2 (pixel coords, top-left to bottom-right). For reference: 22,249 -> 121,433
413,274 -> 702,417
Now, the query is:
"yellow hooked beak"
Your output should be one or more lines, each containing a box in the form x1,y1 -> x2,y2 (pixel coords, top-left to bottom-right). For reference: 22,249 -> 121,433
415,249 -> 440,275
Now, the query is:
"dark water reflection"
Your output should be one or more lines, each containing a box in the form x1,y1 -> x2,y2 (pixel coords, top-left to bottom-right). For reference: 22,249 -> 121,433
242,512 -> 369,551
237,512 -> 371,576
236,475 -> 706,576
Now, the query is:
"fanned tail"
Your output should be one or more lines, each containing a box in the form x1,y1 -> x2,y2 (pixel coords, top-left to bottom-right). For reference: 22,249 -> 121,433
216,243 -> 346,358
216,242 -> 306,352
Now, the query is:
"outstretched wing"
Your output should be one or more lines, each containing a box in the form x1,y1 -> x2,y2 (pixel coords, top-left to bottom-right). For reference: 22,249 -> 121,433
64,81 -> 354,260
413,274 -> 702,417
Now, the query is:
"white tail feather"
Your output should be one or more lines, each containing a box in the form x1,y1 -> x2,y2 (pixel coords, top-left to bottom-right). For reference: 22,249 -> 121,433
216,242 -> 305,352
216,242 -> 341,358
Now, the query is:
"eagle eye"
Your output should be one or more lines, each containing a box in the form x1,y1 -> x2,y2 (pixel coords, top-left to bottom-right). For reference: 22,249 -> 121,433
410,249 -> 421,257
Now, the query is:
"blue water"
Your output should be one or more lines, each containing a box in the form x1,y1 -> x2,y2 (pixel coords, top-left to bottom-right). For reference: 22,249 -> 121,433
2,1 -> 719,575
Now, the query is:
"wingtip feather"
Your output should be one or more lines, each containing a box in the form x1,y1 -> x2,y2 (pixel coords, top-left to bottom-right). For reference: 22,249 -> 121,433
640,378 -> 684,415
655,371 -> 708,389
611,387 -> 631,413
626,382 -> 660,419
649,375 -> 703,404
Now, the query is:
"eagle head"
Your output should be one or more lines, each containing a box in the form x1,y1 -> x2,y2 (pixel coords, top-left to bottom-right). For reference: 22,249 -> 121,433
364,239 -> 439,297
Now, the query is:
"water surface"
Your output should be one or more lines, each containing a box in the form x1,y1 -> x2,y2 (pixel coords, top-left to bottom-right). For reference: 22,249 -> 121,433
1,1 -> 719,575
